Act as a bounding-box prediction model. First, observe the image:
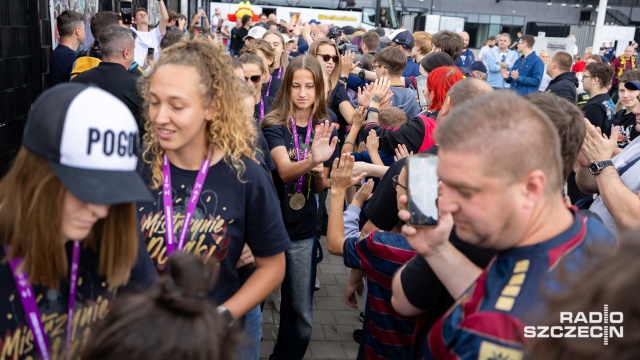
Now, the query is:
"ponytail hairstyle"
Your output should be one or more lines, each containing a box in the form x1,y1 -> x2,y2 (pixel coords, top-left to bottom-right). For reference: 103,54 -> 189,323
141,37 -> 257,189
262,55 -> 329,130
81,252 -> 238,360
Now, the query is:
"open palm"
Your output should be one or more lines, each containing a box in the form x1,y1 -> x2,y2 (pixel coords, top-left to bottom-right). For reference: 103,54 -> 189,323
311,120 -> 338,164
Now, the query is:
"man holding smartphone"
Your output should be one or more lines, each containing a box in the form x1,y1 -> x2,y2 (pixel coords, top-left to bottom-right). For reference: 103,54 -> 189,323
129,0 -> 169,66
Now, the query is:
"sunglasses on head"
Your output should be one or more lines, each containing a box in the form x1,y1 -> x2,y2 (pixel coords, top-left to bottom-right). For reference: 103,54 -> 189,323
318,54 -> 340,63
245,75 -> 261,84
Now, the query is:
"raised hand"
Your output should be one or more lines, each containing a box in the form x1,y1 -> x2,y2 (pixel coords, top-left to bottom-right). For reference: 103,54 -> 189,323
352,106 -> 367,130
341,50 -> 356,77
581,119 -> 619,163
366,129 -> 379,153
397,191 -> 454,257
310,120 -> 338,165
357,85 -> 373,109
393,144 -> 413,162
370,77 -> 391,105
352,178 -> 374,207
330,153 -> 367,191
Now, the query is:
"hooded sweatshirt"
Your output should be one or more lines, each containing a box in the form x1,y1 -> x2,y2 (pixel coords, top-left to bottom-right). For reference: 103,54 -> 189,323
546,71 -> 579,103
389,86 -> 422,120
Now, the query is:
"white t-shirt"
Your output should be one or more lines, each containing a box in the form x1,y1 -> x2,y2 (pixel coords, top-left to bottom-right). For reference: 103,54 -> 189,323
589,136 -> 640,233
131,27 -> 163,66
479,45 -> 495,65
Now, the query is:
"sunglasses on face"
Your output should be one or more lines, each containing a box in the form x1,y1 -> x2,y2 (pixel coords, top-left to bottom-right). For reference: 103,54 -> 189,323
245,75 -> 262,84
318,54 -> 340,63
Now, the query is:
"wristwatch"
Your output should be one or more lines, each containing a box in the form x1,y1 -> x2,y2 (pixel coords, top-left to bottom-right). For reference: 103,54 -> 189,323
589,160 -> 614,175
358,69 -> 366,79
217,306 -> 235,327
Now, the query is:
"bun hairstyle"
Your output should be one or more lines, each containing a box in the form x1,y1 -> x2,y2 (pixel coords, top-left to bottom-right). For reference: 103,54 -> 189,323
82,252 -> 238,360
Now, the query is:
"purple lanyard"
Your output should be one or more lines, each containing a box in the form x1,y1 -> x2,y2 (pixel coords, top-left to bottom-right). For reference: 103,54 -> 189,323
277,65 -> 283,79
290,116 -> 313,193
266,75 -> 273,97
162,152 -> 211,257
259,98 -> 265,124
5,240 -> 81,360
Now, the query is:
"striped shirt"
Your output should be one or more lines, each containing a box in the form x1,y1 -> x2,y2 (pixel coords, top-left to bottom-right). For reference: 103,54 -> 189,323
344,232 -> 419,360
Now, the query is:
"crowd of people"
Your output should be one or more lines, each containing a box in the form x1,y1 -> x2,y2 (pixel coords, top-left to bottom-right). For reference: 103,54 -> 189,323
3,2 -> 640,359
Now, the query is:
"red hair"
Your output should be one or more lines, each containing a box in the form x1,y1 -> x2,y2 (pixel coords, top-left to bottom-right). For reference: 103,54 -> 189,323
427,66 -> 463,111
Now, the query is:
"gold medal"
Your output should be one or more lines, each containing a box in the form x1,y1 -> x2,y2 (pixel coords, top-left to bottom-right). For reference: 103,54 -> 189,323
289,193 -> 306,210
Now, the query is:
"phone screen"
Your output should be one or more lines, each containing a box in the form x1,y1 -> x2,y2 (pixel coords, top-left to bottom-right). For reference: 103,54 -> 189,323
147,47 -> 155,56
415,75 -> 428,108
407,154 -> 439,226
120,1 -> 132,25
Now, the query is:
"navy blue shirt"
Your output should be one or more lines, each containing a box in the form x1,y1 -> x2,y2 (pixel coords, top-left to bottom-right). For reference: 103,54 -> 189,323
50,44 -> 77,86
455,48 -> 475,70
0,238 -> 156,359
427,212 -> 616,359
137,157 -> 290,304
402,56 -> 421,78
263,122 -> 339,240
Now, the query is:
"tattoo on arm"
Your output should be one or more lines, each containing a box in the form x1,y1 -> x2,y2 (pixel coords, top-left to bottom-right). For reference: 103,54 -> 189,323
366,110 -> 379,123
372,95 -> 382,103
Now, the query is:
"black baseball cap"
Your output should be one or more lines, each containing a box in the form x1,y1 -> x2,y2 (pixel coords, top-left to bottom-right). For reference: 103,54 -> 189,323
22,83 -> 153,204
470,61 -> 487,74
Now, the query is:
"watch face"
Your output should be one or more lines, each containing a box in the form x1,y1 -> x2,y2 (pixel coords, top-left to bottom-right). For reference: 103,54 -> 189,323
590,163 -> 599,172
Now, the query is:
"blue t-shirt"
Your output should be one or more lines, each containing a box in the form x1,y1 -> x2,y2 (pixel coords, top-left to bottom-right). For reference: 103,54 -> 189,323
426,211 -> 616,359
137,157 -> 290,305
455,48 -> 476,69
50,44 -> 77,86
344,232 -> 418,360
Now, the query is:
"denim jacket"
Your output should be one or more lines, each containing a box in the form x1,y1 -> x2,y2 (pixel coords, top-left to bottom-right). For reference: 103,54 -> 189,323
505,51 -> 545,96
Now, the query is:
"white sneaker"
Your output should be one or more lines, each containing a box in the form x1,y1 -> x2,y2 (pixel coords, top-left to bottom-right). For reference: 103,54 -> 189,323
271,286 -> 281,313
315,277 -> 321,290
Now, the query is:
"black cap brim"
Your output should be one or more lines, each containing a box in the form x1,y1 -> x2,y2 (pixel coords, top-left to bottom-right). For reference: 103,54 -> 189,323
50,162 -> 154,204
624,81 -> 640,91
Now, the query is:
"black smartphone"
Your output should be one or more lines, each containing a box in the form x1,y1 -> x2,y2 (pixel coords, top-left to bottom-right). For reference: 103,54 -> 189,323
120,1 -> 132,25
407,154 -> 439,226
147,47 -> 154,56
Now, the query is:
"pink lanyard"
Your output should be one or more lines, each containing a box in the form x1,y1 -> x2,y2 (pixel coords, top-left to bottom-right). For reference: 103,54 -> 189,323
277,65 -> 283,79
6,241 -> 81,360
290,116 -> 313,194
259,98 -> 265,124
162,152 -> 211,257
266,75 -> 273,97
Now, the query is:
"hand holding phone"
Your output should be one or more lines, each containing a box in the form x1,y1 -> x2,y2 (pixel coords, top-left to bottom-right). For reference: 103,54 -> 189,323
407,154 -> 439,226
120,1 -> 132,25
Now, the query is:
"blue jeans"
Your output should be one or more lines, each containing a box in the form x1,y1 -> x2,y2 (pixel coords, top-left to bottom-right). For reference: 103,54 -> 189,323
237,305 -> 262,360
270,237 -> 316,360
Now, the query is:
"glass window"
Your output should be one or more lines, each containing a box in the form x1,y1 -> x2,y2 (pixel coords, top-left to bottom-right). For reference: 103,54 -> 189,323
514,16 -> 525,25
468,14 -> 478,22
479,14 -> 490,23
490,15 -> 501,24
502,16 -> 513,25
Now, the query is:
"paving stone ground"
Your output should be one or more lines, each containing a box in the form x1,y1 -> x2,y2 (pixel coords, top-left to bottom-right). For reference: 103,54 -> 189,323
260,236 -> 364,359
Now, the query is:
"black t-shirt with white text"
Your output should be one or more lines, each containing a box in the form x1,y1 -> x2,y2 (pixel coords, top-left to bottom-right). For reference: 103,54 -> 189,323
137,157 -> 290,305
613,109 -> 640,148
582,93 -> 615,135
0,238 -> 156,359
263,123 -> 339,240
